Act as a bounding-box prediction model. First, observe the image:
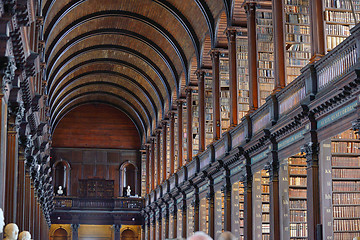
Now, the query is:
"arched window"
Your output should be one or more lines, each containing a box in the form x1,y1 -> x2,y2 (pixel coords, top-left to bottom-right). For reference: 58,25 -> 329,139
121,229 -> 136,240
53,160 -> 71,196
53,228 -> 68,240
120,161 -> 138,197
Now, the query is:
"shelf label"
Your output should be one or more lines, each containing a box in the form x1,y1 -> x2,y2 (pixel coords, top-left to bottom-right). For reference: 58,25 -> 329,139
317,101 -> 357,129
278,129 -> 306,150
251,149 -> 270,164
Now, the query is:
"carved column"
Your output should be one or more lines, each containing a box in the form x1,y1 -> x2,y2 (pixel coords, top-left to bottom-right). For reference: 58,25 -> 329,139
186,88 -> 193,162
146,214 -> 151,240
272,0 -> 286,89
309,0 -> 325,62
30,185 -> 35,235
162,121 -> 167,180
156,130 -> 161,186
242,164 -> 253,240
152,213 -> 156,240
113,224 -> 121,240
302,141 -> 321,240
16,148 -> 26,230
24,171 -> 31,231
71,224 -> 80,240
207,181 -> 215,238
163,205 -> 169,240
245,2 -> 258,111
197,70 -> 206,152
150,138 -> 155,190
145,145 -> 150,194
171,199 -> 177,238
267,142 -> 281,240
192,188 -> 200,232
226,28 -> 239,126
169,112 -> 175,174
157,207 -> 162,240
177,100 -> 184,168
4,112 -> 18,223
211,49 -> 221,140
222,175 -> 232,232
181,198 -> 187,238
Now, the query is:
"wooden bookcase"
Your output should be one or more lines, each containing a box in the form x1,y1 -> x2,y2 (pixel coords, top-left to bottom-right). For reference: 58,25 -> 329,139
324,0 -> 360,52
331,129 -> 360,239
160,130 -> 164,183
220,57 -> 231,134
236,35 -> 249,120
79,178 -> 114,198
214,190 -> 225,237
284,0 -> 311,85
192,89 -> 200,156
183,102 -> 188,163
253,170 -> 270,240
141,152 -> 147,197
256,8 -> 275,106
187,204 -> 195,236
200,197 -> 208,233
205,74 -> 214,146
174,113 -> 179,171
239,182 -> 245,240
166,124 -> 170,178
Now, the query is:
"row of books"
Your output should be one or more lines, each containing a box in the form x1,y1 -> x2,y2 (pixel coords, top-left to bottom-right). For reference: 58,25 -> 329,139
289,167 -> 307,175
290,223 -> 307,237
258,52 -> 274,61
289,199 -> 307,208
289,189 -> 307,198
324,0 -> 360,10
332,168 -> 360,178
288,58 -> 309,66
333,206 -> 360,218
333,193 -> 360,204
326,24 -> 351,36
285,0 -> 309,6
333,131 -> 358,139
259,69 -> 274,78
332,141 -> 360,153
325,11 -> 360,23
262,214 -> 270,222
290,176 -> 307,186
259,61 -> 274,69
334,219 -> 360,231
262,194 -> 270,202
334,232 -> 360,240
285,24 -> 310,35
333,181 -> 360,191
287,50 -> 311,59
290,210 -> 307,222
332,156 -> 360,166
285,5 -> 309,14
289,157 -> 307,165
286,13 -> 309,24
258,42 -> 274,52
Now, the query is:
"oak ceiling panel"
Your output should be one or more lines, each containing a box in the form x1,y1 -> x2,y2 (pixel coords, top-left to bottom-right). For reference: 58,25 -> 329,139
48,49 -> 169,106
51,86 -> 152,130
205,0 -> 225,21
52,94 -> 147,137
45,17 -> 183,78
49,62 -> 162,116
51,74 -> 158,121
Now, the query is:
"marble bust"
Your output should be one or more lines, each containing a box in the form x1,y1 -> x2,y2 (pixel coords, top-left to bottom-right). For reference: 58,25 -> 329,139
19,231 -> 31,240
4,223 -> 18,240
126,186 -> 131,196
0,209 -> 4,233
57,186 -> 64,195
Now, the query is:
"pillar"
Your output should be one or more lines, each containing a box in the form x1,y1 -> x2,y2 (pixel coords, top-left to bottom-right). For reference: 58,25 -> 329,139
207,182 -> 215,238
4,114 -> 18,223
171,199 -> 177,238
113,224 -> 121,240
226,28 -> 239,126
71,224 -> 80,240
24,172 -> 31,231
0,95 -> 8,212
309,0 -> 325,62
210,50 -> 221,140
16,149 -> 25,230
223,177 -> 232,232
150,138 -> 155,190
145,145 -> 150,194
181,198 -> 187,238
245,2 -> 259,111
156,130 -> 161,186
186,88 -> 193,162
242,165 -> 253,240
268,159 -> 280,240
193,189 -> 200,232
302,141 -> 321,240
164,207 -> 169,240
162,121 -> 167,180
177,100 -> 183,168
272,0 -> 286,89
169,112 -> 175,174
197,70 -> 206,152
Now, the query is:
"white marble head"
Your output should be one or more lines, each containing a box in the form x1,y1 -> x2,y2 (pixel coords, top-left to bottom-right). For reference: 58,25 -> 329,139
4,223 -> 19,240
19,231 -> 31,240
0,208 -> 4,233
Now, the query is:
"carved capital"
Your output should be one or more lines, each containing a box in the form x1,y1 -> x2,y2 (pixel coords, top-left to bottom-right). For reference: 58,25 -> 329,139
226,28 -> 237,42
71,224 -> 80,232
113,224 -> 121,233
244,2 -> 257,15
210,49 -> 220,61
195,69 -> 205,81
0,56 -> 16,93
301,142 -> 319,166
352,119 -> 360,138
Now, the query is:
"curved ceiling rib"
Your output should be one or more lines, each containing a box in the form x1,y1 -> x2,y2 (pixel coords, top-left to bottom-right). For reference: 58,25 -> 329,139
46,29 -> 179,89
48,58 -> 164,113
47,45 -> 172,105
43,0 -> 225,143
50,71 -> 158,118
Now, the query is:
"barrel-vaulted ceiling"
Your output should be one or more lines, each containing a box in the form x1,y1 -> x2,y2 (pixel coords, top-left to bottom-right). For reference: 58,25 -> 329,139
43,0 -> 247,143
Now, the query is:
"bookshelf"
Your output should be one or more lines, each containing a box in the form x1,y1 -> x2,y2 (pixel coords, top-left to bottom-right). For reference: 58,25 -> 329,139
331,129 -> 360,240
141,152 -> 146,197
205,74 -> 214,146
162,215 -> 166,239
177,208 -> 183,238
214,190 -> 225,237
236,35 -> 249,119
324,0 -> 360,51
284,0 -> 311,85
174,113 -> 179,171
183,102 -> 188,164
200,197 -> 208,233
239,182 -> 245,240
261,170 -> 270,240
187,204 -> 195,236
160,130 -> 164,183
288,155 -> 308,239
166,124 -> 170,178
220,57 -> 231,134
192,90 -> 200,156
256,8 -> 275,106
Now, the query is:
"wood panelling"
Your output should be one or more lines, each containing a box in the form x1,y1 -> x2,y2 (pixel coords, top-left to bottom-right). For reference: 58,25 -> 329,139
52,104 -> 141,149
51,147 -> 140,197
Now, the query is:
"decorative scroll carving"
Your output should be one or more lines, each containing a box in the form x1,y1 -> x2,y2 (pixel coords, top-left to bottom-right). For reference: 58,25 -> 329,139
0,56 -> 16,93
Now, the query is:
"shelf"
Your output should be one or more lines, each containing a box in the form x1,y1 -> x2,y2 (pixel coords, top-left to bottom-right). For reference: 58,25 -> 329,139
289,197 -> 307,200
331,153 -> 360,157
332,166 -> 360,169
333,191 -> 360,193
331,138 -> 360,142
289,185 -> 307,189
332,178 -> 360,181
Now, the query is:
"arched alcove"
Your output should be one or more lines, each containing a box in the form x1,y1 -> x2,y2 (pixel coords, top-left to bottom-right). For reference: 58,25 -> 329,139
120,161 -> 138,197
121,229 -> 136,240
53,160 -> 71,196
53,228 -> 68,240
